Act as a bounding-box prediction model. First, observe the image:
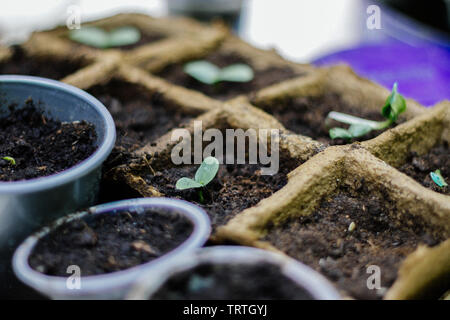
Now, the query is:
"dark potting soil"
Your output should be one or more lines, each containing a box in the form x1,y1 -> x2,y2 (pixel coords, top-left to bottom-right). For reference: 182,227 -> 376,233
145,155 -> 301,230
29,209 -> 193,276
0,46 -> 85,80
156,52 -> 301,100
0,101 -> 97,182
151,262 -> 314,300
90,80 -> 193,206
398,142 -> 449,195
88,80 -> 194,153
257,93 -> 401,145
264,182 -> 444,300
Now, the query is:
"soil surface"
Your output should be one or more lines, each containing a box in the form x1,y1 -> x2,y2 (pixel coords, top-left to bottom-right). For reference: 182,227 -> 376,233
0,46 -> 85,80
264,182 -> 444,299
29,209 -> 193,276
151,262 -> 314,300
398,143 -> 449,195
257,93 -> 401,145
0,101 -> 97,182
156,52 -> 301,100
89,80 -> 194,153
145,155 -> 301,230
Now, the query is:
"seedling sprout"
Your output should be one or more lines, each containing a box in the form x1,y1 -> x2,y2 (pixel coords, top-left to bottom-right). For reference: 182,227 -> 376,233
430,169 -> 448,188
69,26 -> 141,49
327,82 -> 406,141
183,61 -> 254,85
175,156 -> 219,203
2,156 -> 16,165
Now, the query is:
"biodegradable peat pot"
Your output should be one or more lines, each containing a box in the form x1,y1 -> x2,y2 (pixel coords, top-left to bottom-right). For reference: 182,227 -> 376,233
250,65 -> 426,147
114,100 -> 320,234
153,37 -> 309,101
0,75 -> 115,292
128,246 -> 340,300
22,14 -> 226,88
215,145 -> 450,300
13,198 -> 211,299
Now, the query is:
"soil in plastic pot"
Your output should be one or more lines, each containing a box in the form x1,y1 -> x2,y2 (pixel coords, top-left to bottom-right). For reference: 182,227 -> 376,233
29,208 -> 194,276
0,100 -> 97,182
151,262 -> 314,300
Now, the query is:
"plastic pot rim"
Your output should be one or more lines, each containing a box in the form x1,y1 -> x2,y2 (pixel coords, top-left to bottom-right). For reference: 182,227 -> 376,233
0,75 -> 116,194
128,245 -> 341,300
12,198 -> 212,299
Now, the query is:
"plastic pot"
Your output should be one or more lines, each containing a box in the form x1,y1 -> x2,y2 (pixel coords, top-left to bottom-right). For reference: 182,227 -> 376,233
13,198 -> 211,299
128,246 -> 341,300
0,75 -> 116,293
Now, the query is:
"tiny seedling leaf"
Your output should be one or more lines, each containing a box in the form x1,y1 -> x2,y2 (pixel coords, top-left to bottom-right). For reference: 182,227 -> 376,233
175,157 -> 220,192
430,170 -> 448,187
69,26 -> 141,49
219,64 -> 254,82
327,82 -> 407,140
382,82 -> 406,122
70,27 -> 109,48
326,111 -> 380,129
329,127 -> 352,140
183,61 -> 254,84
2,156 -> 16,165
348,123 -> 372,138
184,61 -> 221,84
175,177 -> 203,190
107,26 -> 141,47
195,156 -> 220,186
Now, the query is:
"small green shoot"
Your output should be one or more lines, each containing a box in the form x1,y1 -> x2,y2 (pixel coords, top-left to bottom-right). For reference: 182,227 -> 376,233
183,61 -> 254,85
2,156 -> 16,165
69,26 -> 141,49
348,221 -> 356,232
327,82 -> 406,140
430,169 -> 448,188
176,156 -> 220,203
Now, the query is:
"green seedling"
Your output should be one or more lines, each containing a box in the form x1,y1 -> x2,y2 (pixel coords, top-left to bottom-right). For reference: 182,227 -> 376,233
2,156 -> 16,165
430,169 -> 448,188
175,156 -> 220,203
327,82 -> 406,141
348,221 -> 356,232
69,26 -> 141,49
183,60 -> 254,85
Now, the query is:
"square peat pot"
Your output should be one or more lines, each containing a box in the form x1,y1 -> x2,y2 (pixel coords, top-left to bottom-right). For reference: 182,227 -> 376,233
0,76 -> 115,293
215,146 -> 449,299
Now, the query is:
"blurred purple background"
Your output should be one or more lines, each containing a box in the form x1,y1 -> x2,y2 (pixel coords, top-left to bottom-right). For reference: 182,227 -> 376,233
1,0 -> 449,106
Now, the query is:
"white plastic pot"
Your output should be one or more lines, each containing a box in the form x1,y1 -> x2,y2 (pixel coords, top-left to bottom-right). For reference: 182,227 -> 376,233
12,198 -> 211,299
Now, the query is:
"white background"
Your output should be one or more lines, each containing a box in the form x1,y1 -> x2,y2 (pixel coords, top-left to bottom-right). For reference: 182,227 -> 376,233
0,0 -> 365,62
